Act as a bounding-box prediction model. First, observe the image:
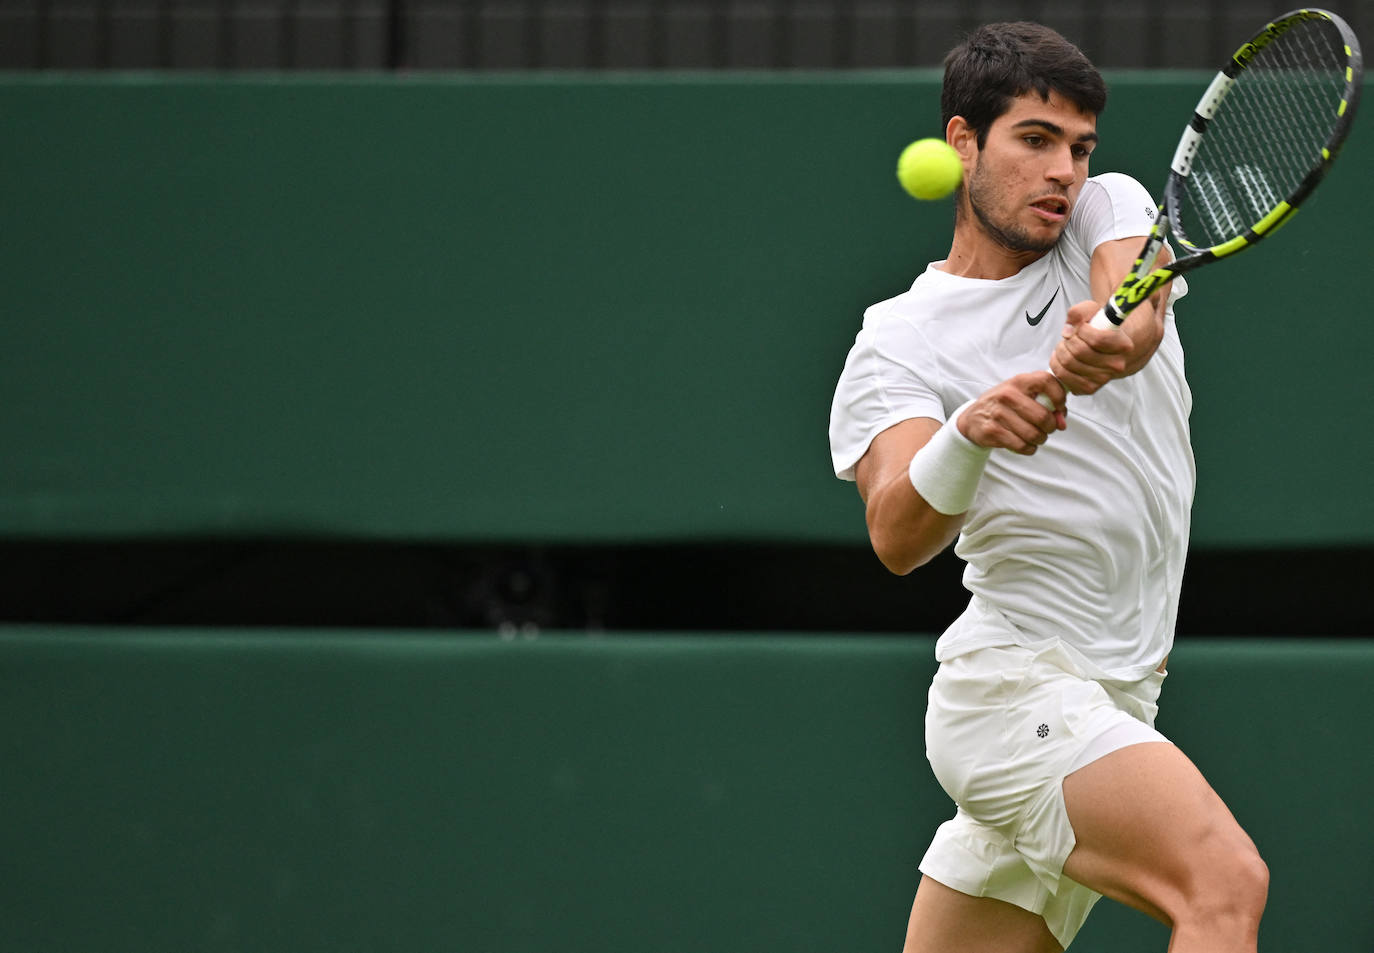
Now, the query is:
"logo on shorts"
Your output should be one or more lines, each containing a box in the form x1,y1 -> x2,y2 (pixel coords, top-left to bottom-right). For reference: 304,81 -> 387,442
1037,723 -> 1050,738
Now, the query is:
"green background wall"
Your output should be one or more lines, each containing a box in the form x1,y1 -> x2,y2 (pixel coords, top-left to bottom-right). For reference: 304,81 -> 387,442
4,74 -> 1371,545
1,628 -> 1370,953
4,75 -> 1371,953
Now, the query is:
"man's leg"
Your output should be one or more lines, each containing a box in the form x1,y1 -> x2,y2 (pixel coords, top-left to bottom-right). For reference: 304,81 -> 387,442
903,875 -> 1064,953
1061,742 -> 1268,953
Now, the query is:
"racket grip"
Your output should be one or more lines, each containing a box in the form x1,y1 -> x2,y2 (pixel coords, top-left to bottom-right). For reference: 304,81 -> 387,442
1035,392 -> 1056,411
1089,304 -> 1121,329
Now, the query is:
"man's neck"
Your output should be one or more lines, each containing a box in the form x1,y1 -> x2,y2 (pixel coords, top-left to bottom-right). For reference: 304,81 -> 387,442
938,217 -> 1049,280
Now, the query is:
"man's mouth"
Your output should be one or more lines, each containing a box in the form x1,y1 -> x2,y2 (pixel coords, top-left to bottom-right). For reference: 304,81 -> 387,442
1029,196 -> 1070,221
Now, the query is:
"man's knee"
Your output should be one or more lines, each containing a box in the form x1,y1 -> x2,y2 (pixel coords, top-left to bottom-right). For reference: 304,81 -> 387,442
1222,843 -> 1269,914
1185,835 -> 1269,927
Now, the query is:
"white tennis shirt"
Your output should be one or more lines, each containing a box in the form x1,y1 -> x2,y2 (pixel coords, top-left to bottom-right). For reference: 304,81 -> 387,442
830,173 -> 1194,681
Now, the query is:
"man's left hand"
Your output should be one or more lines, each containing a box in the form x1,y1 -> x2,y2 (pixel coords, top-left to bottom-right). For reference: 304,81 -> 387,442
1049,299 -> 1164,395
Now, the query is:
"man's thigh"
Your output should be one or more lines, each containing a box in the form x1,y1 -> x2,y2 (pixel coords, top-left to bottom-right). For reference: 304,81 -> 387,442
1061,740 -> 1262,926
903,876 -> 1063,953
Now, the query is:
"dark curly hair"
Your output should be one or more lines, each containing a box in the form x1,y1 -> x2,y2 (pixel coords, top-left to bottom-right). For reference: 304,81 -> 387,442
941,22 -> 1107,147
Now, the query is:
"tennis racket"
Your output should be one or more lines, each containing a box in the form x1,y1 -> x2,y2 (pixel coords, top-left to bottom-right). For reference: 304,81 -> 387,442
1039,7 -> 1362,406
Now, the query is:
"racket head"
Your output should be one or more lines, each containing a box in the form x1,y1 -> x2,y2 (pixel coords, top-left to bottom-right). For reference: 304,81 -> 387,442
1166,8 -> 1363,260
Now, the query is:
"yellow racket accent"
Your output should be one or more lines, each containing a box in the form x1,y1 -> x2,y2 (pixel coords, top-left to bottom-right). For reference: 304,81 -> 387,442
1252,201 -> 1295,236
1211,234 -> 1250,258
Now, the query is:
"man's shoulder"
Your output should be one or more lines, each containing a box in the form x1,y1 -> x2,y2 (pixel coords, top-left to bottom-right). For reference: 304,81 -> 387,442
1084,170 -> 1149,195
1076,171 -> 1158,223
1063,172 -> 1160,258
862,268 -> 952,327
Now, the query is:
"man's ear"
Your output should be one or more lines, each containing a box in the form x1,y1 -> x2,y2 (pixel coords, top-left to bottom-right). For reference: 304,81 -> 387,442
946,116 -> 978,167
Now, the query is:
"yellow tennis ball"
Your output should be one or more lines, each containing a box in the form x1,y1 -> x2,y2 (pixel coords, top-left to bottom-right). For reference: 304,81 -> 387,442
896,138 -> 963,200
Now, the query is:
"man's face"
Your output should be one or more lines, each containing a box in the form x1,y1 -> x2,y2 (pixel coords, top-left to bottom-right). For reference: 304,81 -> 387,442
963,91 -> 1098,254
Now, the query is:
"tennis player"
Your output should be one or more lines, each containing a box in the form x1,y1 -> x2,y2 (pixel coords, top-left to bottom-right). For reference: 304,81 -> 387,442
829,22 -> 1268,953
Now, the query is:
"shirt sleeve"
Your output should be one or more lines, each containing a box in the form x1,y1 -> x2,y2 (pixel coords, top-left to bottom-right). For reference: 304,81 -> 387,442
1066,172 -> 1161,253
1070,171 -> 1190,309
828,306 -> 946,481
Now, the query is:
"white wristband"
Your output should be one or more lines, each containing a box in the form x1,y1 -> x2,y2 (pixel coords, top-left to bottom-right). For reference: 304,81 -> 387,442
907,402 -> 991,516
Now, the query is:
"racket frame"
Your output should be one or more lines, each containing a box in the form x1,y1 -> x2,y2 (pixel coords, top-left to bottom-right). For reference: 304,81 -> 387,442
1096,7 -> 1363,328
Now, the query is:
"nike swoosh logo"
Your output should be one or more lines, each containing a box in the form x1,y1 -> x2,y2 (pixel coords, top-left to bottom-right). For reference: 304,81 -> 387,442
1026,286 -> 1060,326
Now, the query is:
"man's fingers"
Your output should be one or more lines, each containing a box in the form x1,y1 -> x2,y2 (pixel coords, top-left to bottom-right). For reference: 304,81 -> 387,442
961,373 -> 1067,454
985,383 -> 1062,453
985,411 -> 1048,455
1062,325 -> 1131,362
1029,374 -> 1067,415
1049,351 -> 1092,394
1052,332 -> 1128,394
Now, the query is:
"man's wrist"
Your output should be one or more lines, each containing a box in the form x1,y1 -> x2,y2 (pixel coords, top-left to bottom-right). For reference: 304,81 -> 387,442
907,401 -> 991,516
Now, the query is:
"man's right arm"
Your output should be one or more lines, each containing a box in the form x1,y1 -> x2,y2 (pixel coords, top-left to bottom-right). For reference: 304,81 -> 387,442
854,372 -> 1067,575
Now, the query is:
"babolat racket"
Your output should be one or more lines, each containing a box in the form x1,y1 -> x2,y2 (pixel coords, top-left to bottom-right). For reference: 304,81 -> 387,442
1089,7 -> 1362,330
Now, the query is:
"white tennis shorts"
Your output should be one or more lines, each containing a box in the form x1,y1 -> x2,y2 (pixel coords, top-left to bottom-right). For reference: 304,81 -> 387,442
919,638 -> 1170,949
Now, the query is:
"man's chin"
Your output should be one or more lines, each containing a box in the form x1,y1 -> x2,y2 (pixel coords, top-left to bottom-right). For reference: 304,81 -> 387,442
971,203 -> 1063,254
1016,216 -> 1069,251
998,227 -> 1061,255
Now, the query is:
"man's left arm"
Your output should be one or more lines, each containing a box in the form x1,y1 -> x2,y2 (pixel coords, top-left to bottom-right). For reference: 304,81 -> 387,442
1050,236 -> 1172,395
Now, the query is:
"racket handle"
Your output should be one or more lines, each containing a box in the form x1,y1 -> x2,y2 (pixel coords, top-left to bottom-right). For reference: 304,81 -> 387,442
1035,392 -> 1056,411
1089,303 -> 1122,329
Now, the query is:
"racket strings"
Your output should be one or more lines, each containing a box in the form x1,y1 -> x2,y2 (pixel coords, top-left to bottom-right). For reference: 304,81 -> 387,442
1180,17 -> 1351,249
